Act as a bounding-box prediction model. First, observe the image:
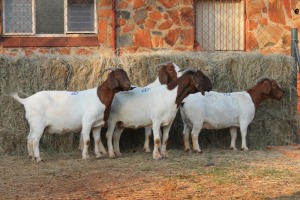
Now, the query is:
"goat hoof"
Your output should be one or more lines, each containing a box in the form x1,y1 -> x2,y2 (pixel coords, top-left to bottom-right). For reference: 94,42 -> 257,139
230,147 -> 237,151
116,153 -> 123,158
95,154 -> 102,159
143,148 -> 152,153
82,155 -> 90,160
241,147 -> 249,151
194,150 -> 203,154
35,157 -> 42,163
162,154 -> 168,158
100,151 -> 107,155
153,155 -> 162,160
185,148 -> 192,153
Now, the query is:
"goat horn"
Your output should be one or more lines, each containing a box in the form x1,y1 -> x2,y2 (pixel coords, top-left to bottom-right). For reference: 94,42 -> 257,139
255,76 -> 272,84
154,61 -> 173,71
178,67 -> 187,72
100,67 -> 118,75
179,68 -> 197,73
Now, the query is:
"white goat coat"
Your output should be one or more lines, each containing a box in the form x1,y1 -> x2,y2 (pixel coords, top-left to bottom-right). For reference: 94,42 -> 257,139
106,84 -> 180,159
180,91 -> 255,152
110,85 -> 178,128
81,63 -> 182,156
181,91 -> 255,130
14,88 -> 105,134
113,63 -> 182,128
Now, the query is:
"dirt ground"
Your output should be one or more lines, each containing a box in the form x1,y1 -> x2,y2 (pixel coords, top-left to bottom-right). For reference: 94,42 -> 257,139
1,147 -> 300,200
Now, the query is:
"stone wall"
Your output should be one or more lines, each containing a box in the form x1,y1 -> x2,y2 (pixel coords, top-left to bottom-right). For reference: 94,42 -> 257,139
246,0 -> 300,54
1,0 -> 300,56
116,0 -> 194,53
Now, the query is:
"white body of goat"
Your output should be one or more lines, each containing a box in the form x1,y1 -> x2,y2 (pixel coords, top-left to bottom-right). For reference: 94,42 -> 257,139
138,63 -> 182,152
180,91 -> 254,152
11,68 -> 131,162
180,77 -> 284,152
105,70 -> 212,159
12,89 -> 105,161
87,63 -> 182,156
108,85 -> 178,160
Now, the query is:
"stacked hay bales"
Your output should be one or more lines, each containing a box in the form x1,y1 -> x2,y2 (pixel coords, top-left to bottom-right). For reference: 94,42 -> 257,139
0,51 -> 297,156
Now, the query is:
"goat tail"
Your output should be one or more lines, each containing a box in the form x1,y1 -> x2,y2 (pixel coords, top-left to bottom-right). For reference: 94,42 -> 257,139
10,93 -> 26,105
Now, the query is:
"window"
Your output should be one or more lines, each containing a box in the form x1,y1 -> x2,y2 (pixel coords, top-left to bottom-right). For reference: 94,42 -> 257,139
66,0 -> 96,33
196,0 -> 244,51
3,0 -> 97,35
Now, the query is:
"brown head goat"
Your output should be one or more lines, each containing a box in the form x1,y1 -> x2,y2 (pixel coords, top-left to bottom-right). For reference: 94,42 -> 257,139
104,68 -> 212,160
79,62 -> 184,157
11,68 -> 131,162
180,77 -> 284,153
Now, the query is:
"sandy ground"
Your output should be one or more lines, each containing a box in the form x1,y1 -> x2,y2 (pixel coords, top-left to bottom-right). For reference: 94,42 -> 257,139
1,148 -> 300,200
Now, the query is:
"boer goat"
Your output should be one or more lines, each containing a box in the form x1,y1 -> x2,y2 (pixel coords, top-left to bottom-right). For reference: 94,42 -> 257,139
11,68 -> 131,162
180,77 -> 284,153
143,62 -> 182,152
105,68 -> 212,160
78,62 -> 182,155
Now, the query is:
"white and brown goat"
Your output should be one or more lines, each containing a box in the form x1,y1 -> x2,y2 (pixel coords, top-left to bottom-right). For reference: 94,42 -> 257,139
79,62 -> 182,155
180,77 -> 284,153
105,69 -> 212,160
11,68 -> 131,162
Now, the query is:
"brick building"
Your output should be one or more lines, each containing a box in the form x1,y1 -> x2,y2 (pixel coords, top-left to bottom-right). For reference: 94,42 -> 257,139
0,0 -> 300,56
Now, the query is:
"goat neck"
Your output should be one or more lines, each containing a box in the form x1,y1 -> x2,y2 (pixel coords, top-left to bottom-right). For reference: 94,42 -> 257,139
97,80 -> 118,122
168,75 -> 198,108
246,84 -> 266,110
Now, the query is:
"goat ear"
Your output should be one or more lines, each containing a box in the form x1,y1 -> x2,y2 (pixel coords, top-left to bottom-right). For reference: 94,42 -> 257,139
261,80 -> 271,94
158,69 -> 168,84
108,73 -> 119,89
191,74 -> 200,89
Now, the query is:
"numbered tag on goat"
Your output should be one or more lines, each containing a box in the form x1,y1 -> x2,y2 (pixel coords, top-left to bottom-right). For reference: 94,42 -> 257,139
141,88 -> 150,93
223,93 -> 231,96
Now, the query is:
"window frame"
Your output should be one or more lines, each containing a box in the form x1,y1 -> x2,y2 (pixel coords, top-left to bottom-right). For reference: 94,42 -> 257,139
3,0 -> 36,35
2,0 -> 98,36
64,0 -> 97,34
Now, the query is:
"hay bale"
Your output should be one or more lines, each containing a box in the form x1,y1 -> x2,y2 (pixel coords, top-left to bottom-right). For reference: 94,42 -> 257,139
0,51 -> 297,156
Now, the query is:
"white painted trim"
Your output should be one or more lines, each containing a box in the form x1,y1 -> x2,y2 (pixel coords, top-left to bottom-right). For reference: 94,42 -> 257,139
32,0 -> 36,34
64,0 -> 67,34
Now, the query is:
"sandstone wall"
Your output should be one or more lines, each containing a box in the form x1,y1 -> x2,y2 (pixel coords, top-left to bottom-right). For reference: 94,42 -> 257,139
116,0 -> 194,53
0,0 -> 300,55
246,0 -> 300,54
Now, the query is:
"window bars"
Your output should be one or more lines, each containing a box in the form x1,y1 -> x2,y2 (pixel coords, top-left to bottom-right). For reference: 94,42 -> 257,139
3,0 -> 97,35
196,0 -> 245,51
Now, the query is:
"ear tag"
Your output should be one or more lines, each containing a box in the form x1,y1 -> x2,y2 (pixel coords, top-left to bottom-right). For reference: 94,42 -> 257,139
71,91 -> 79,95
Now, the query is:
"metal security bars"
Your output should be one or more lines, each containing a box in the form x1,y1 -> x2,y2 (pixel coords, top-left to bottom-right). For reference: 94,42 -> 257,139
3,0 -> 97,35
195,0 -> 245,51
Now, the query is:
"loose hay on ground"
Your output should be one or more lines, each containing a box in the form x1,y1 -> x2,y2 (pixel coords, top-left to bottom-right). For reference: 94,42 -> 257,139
0,51 -> 298,155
